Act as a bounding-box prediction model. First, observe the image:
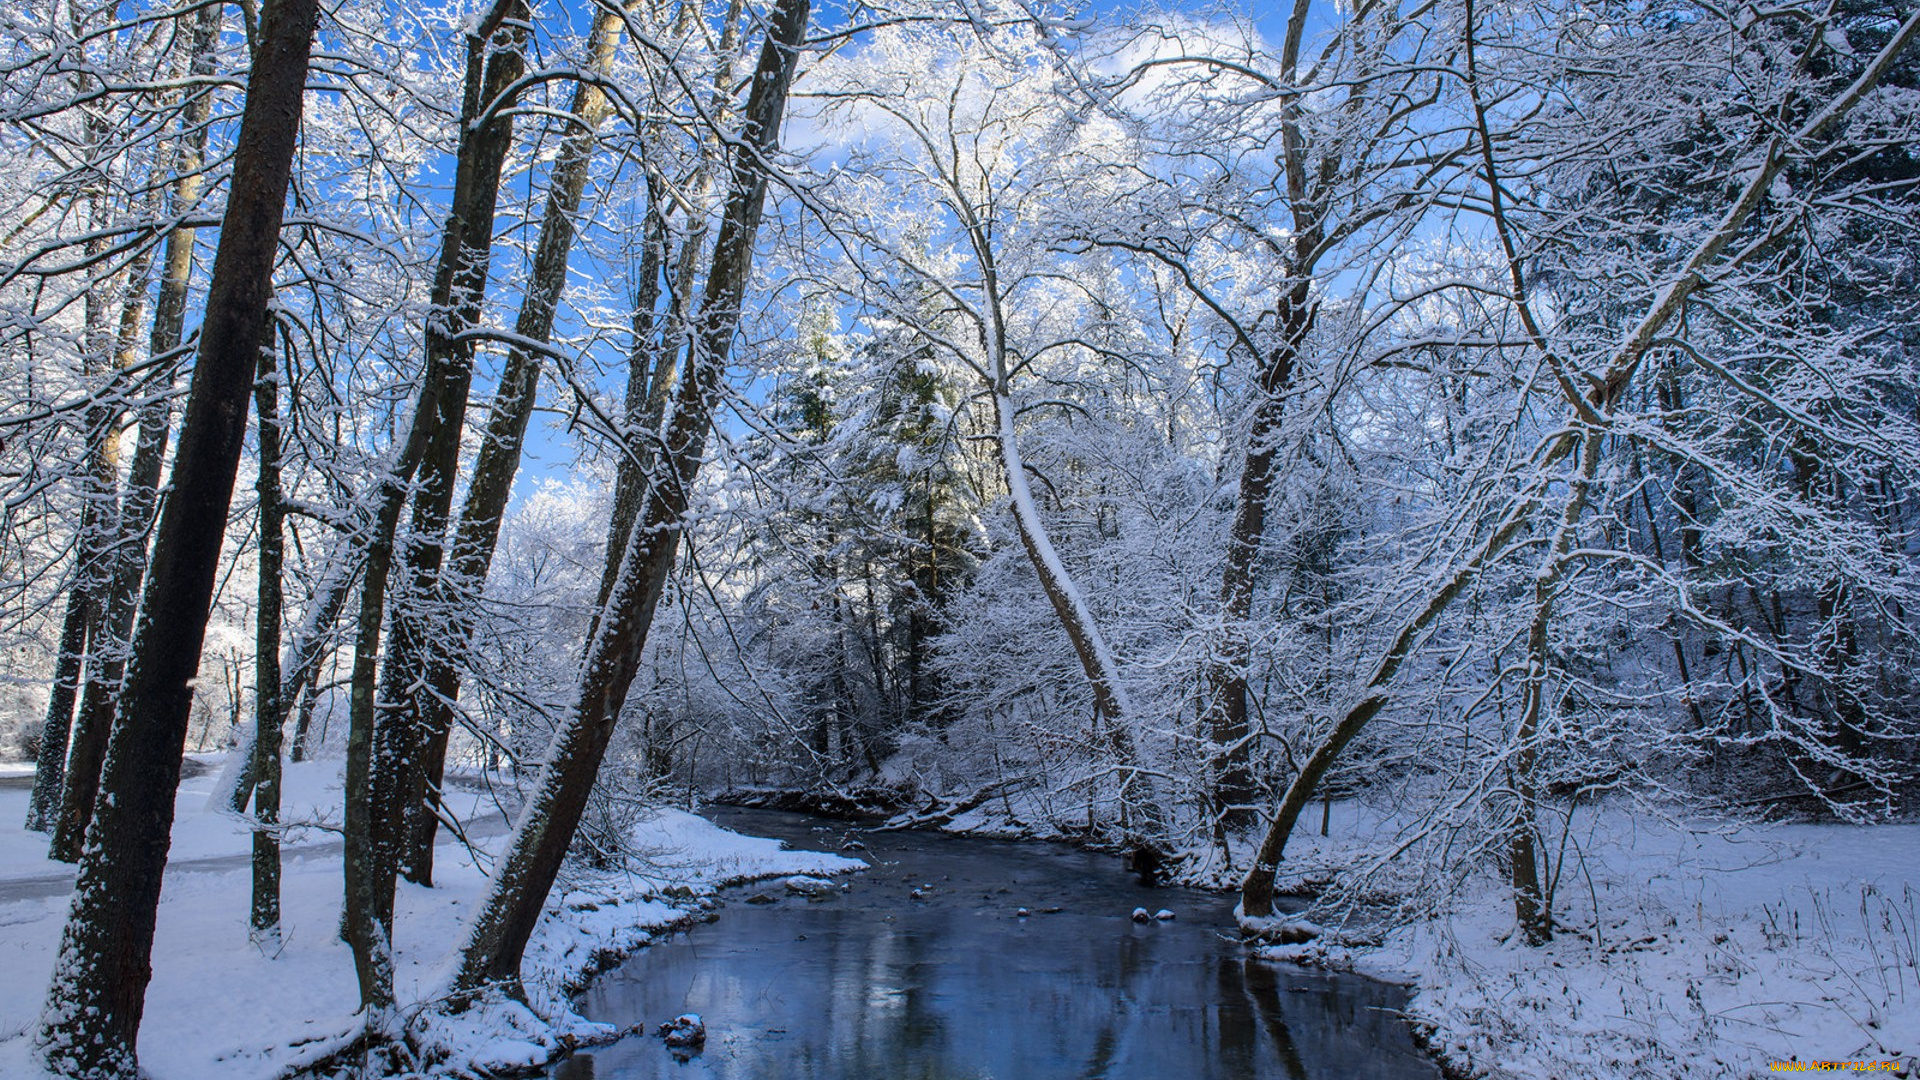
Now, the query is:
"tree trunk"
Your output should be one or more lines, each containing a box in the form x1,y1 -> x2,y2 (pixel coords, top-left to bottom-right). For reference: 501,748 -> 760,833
1195,0 -> 1325,836
1505,434 -> 1603,947
1202,280 -> 1311,832
340,0 -> 528,1018
46,0 -> 219,859
288,657 -> 323,762
992,390 -> 1131,727
592,197 -> 683,621
445,0 -> 809,1001
250,326 -> 287,942
35,0 -> 321,1067
38,134 -> 123,856
25,589 -> 88,832
590,0 -> 744,620
398,6 -> 626,884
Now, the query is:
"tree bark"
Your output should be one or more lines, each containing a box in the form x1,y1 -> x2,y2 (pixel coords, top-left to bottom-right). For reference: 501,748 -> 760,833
287,657 -> 323,762
35,0 -> 321,1067
25,588 -> 88,832
981,289 -> 1152,825
1202,281 -> 1311,832
590,0 -> 747,623
445,0 -> 809,1001
1195,0 -> 1324,835
250,326 -> 287,942
46,0 -> 219,859
398,4 -> 627,884
1505,433 -> 1601,947
36,116 -> 123,852
340,0 -> 528,1018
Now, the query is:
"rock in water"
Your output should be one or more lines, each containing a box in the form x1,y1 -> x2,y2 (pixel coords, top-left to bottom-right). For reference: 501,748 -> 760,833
1131,907 -> 1151,923
1154,909 -> 1175,921
784,875 -> 835,896
660,1013 -> 706,1048
744,893 -> 778,905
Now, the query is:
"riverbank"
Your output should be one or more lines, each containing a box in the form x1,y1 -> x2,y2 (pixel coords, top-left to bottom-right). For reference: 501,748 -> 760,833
0,757 -> 863,1079
1248,805 -> 1920,1079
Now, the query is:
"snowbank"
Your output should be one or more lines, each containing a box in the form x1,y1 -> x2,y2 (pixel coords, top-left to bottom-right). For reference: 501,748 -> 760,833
1252,808 -> 1920,1078
0,757 -> 864,1079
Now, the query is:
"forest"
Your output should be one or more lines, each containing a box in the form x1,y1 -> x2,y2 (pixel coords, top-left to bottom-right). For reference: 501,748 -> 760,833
1,0 -> 1917,1074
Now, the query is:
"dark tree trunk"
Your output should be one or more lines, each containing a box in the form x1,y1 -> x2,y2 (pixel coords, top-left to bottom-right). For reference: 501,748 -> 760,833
287,657 -> 323,762
340,0 -> 528,1016
1202,281 -> 1311,832
250,327 -> 287,941
1239,459 -> 1565,919
40,208 -> 122,855
398,8 -> 625,884
46,0 -> 218,860
25,587 -> 88,832
446,0 -> 809,1001
30,161 -> 159,839
35,0 -> 321,1068
590,196 -> 680,624
589,0 -> 746,622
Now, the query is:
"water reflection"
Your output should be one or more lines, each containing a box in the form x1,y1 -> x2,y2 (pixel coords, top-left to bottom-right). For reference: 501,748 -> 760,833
551,809 -> 1437,1080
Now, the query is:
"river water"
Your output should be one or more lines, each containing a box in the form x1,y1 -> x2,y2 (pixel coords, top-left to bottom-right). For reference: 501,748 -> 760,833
549,807 -> 1440,1080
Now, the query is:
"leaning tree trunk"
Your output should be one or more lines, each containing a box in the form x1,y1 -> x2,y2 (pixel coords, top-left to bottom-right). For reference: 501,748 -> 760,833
25,595 -> 88,833
590,195 -> 690,624
35,0 -> 321,1069
396,4 -> 627,885
339,0 -> 528,1019
46,251 -> 156,861
287,651 -> 324,761
1197,0 -> 1323,835
46,0 -> 219,859
32,140 -> 122,844
444,0 -> 809,1002
588,0 -> 744,623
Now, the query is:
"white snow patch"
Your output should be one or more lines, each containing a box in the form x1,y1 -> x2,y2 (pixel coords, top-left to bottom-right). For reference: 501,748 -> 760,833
0,758 -> 864,1079
1255,809 -> 1920,1079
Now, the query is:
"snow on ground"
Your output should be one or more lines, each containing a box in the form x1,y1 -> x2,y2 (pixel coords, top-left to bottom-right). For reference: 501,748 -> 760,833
0,755 -> 865,1080
1247,801 -> 1920,1079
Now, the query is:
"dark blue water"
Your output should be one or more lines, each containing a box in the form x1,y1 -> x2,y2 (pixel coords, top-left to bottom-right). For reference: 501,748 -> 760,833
551,808 -> 1440,1080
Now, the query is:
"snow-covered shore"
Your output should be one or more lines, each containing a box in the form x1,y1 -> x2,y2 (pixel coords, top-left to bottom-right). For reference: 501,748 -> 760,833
1246,804 -> 1920,1079
0,756 -> 864,1079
